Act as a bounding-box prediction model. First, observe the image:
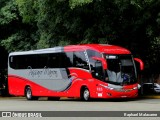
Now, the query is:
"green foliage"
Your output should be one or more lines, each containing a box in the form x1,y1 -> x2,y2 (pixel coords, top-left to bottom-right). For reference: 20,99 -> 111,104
15,0 -> 36,23
35,0 -> 69,47
0,0 -> 38,52
0,0 -> 18,25
69,0 -> 93,9
0,0 -> 9,8
1,31 -> 37,52
0,0 -> 160,74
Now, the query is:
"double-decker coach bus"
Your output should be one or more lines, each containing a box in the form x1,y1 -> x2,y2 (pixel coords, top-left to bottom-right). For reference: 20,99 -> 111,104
8,44 -> 144,101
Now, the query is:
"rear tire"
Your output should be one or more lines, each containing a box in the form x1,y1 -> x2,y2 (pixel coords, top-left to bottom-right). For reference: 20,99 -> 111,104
81,87 -> 90,101
25,87 -> 38,100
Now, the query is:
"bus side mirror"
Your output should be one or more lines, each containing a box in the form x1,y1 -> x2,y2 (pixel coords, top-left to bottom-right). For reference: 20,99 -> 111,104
134,58 -> 144,71
92,57 -> 107,70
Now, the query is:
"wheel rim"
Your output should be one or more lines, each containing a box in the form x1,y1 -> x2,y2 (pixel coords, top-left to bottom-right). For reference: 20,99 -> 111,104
26,88 -> 32,99
83,89 -> 89,100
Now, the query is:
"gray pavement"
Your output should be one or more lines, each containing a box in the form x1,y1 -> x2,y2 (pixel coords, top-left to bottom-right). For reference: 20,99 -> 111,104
0,97 -> 160,120
0,97 -> 160,111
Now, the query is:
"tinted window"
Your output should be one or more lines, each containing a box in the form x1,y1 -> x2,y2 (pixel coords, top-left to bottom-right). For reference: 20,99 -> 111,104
9,52 -> 76,69
86,49 -> 101,68
47,53 -> 60,68
60,52 -> 73,67
10,53 -> 66,69
9,51 -> 89,70
87,49 -> 101,58
10,54 -> 50,69
73,51 -> 89,70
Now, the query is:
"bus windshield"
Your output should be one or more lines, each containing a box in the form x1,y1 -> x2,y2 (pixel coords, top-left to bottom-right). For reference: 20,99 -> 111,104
104,54 -> 137,85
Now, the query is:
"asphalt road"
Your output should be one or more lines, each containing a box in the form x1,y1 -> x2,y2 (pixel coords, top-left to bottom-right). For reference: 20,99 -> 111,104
0,97 -> 160,120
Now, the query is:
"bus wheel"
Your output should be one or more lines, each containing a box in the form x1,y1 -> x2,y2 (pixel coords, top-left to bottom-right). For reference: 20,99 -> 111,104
48,97 -> 60,101
81,87 -> 90,101
25,87 -> 38,100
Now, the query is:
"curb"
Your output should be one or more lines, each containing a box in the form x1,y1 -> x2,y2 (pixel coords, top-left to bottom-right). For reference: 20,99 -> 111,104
140,95 -> 160,99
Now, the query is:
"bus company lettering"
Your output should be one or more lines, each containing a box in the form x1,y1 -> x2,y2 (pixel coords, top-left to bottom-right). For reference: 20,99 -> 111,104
28,68 -> 58,78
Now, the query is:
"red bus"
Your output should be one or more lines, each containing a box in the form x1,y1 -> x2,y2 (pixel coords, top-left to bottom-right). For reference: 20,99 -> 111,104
8,44 -> 144,101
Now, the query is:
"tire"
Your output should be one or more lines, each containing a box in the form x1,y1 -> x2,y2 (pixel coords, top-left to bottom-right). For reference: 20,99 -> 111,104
81,87 -> 90,101
25,87 -> 38,100
48,97 -> 60,101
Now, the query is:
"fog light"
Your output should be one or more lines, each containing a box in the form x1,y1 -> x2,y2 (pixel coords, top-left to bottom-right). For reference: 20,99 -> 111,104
133,87 -> 138,90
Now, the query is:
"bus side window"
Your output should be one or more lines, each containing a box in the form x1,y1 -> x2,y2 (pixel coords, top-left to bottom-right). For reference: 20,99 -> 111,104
47,53 -> 60,68
86,49 -> 104,80
10,55 -> 26,69
73,51 -> 89,70
9,56 -> 16,69
60,52 -> 73,68
86,49 -> 102,68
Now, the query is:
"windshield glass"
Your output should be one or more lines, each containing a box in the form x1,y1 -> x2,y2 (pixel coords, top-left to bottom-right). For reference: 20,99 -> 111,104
104,54 -> 137,85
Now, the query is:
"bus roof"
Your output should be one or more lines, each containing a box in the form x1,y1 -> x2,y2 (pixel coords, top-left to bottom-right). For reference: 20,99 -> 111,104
9,44 -> 131,56
9,46 -> 63,56
64,44 -> 131,54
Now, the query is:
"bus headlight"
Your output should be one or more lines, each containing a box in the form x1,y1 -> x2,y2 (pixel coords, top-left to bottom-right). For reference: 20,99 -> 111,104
99,84 -> 114,90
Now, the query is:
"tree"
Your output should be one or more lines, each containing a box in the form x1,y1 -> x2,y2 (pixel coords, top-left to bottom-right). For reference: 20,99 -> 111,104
69,0 -> 93,9
0,0 -> 38,52
0,0 -> 159,77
